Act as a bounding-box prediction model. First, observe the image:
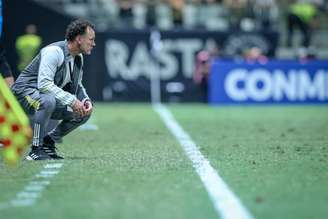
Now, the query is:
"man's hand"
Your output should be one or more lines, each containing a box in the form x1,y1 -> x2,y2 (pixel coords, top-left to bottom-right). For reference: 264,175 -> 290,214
82,99 -> 93,115
72,99 -> 86,117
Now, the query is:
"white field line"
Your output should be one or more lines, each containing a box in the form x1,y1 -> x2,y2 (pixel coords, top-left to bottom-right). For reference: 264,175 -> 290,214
0,162 -> 63,210
153,104 -> 254,219
79,115 -> 99,131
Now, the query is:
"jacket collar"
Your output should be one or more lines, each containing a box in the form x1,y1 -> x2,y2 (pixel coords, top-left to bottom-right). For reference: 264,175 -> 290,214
63,40 -> 73,62
64,40 -> 83,62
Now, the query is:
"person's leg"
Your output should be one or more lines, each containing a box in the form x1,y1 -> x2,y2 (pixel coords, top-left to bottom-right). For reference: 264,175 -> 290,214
15,91 -> 57,160
299,22 -> 311,48
200,78 -> 208,103
0,49 -> 14,87
286,13 -> 296,47
48,105 -> 91,143
47,119 -> 59,134
41,104 -> 91,159
31,94 -> 57,147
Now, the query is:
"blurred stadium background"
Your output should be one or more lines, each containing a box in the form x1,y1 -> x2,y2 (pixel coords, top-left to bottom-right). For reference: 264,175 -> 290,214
2,0 -> 328,103
1,1 -> 328,219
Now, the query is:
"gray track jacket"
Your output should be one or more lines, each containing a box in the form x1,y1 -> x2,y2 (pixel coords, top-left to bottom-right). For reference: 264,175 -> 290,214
12,40 -> 89,106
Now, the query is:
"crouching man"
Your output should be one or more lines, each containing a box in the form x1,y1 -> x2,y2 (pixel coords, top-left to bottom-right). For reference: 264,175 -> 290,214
11,19 -> 96,160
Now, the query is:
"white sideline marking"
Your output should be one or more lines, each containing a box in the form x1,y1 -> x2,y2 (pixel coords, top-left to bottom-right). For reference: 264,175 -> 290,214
25,185 -> 44,192
11,199 -> 35,207
30,180 -> 50,186
79,116 -> 98,131
0,162 -> 63,209
44,163 -> 63,169
0,203 -> 10,210
153,104 -> 254,219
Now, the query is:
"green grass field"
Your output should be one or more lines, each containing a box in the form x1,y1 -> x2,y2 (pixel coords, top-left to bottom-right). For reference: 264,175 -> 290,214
1,103 -> 327,219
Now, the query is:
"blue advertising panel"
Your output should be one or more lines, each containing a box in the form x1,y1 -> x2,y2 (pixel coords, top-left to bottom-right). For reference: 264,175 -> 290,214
209,60 -> 328,104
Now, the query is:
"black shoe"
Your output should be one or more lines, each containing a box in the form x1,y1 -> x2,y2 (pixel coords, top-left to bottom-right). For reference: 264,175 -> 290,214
42,145 -> 64,159
26,146 -> 53,161
42,135 -> 64,159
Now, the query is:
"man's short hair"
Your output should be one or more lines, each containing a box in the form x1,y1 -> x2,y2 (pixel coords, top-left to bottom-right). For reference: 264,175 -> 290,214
65,19 -> 95,42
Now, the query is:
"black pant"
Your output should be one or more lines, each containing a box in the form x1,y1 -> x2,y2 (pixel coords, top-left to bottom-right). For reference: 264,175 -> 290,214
0,46 -> 13,78
287,13 -> 311,48
14,90 -> 90,147
200,77 -> 208,103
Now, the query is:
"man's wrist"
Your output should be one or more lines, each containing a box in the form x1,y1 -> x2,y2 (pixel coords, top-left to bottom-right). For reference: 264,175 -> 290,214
82,98 -> 92,105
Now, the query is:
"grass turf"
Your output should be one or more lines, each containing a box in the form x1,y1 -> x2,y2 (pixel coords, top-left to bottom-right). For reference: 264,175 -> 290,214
170,104 -> 328,219
0,103 -> 327,219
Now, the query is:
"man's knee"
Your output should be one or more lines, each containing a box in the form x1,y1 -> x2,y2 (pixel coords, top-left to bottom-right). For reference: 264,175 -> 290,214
41,94 -> 56,112
81,113 -> 91,124
74,113 -> 91,125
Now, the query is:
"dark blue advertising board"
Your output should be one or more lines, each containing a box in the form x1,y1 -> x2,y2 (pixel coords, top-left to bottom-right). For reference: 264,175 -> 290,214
100,30 -> 278,102
209,60 -> 328,104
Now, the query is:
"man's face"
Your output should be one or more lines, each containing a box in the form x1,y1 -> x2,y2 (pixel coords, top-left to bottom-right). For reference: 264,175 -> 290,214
77,26 -> 96,55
